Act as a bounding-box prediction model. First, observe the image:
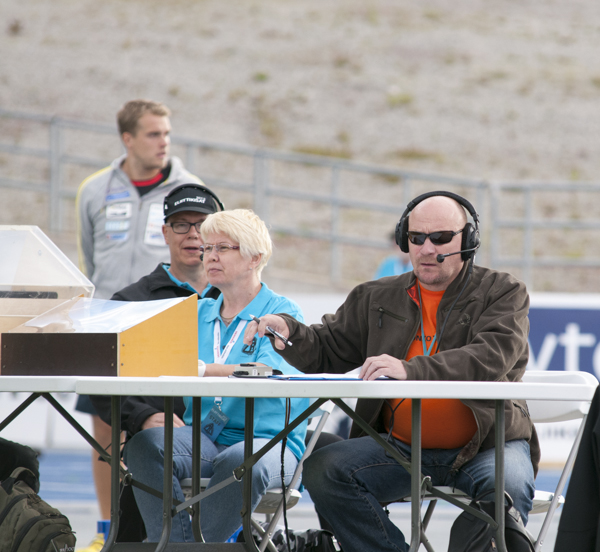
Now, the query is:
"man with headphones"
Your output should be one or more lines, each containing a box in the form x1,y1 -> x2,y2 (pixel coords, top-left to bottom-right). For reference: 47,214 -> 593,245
245,191 -> 538,552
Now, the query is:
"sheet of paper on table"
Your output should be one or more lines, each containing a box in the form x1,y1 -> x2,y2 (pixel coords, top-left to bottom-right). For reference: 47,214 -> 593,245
268,373 -> 392,381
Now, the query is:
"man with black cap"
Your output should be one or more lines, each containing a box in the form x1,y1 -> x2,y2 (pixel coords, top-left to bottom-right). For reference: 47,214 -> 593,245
95,182 -> 224,437
111,183 -> 224,303
83,183 -> 225,546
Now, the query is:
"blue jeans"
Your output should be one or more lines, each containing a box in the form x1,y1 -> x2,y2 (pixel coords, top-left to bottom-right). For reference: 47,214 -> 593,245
123,426 -> 299,543
303,435 -> 535,552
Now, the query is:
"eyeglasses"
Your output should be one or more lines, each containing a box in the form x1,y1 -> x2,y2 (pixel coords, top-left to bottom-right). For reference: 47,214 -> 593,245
167,222 -> 203,234
199,243 -> 241,255
407,228 -> 464,246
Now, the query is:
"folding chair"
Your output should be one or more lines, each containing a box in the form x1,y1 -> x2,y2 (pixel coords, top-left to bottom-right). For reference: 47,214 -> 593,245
181,399 -> 336,551
522,369 -> 597,550
395,370 -> 597,552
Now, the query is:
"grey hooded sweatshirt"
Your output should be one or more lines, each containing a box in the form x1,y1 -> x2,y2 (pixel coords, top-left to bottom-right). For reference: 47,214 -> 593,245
76,154 -> 201,299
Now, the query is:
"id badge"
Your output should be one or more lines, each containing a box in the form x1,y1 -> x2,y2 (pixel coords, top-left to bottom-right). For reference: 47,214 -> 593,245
144,203 -> 166,246
106,202 -> 132,219
201,404 -> 229,442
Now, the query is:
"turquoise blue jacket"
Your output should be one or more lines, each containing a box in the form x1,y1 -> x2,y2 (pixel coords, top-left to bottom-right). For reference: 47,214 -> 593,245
183,283 -> 308,460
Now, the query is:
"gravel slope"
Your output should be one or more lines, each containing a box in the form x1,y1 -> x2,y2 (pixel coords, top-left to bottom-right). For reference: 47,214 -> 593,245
1,0 -> 598,181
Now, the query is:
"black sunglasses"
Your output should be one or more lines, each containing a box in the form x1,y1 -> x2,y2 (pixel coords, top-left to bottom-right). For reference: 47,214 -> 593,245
407,228 -> 463,246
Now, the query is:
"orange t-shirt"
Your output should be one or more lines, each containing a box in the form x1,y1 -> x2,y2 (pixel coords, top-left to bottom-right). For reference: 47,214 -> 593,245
383,283 -> 477,449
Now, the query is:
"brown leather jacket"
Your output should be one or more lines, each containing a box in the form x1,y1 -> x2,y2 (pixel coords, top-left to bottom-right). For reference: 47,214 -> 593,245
278,263 -> 540,475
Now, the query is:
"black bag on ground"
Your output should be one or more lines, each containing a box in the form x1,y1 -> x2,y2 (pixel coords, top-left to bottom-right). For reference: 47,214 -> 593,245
241,522 -> 341,552
0,467 -> 76,552
269,528 -> 341,552
447,493 -> 534,552
0,438 -> 40,490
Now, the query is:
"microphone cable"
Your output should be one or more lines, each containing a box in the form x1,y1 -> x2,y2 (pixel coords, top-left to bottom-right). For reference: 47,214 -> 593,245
280,398 -> 292,552
433,258 -> 474,354
383,399 -> 411,462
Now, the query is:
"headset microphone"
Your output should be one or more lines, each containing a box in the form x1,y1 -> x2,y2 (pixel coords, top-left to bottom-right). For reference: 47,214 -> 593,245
436,246 -> 479,263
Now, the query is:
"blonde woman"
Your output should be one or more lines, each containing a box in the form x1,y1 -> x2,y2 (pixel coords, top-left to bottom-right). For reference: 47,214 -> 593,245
125,209 -> 308,543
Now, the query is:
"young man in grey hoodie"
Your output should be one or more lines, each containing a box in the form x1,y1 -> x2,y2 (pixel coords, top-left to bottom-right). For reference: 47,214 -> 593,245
76,98 -> 202,300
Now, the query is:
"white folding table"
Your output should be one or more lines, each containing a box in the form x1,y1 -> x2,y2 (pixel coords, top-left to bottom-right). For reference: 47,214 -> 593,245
71,376 -> 596,552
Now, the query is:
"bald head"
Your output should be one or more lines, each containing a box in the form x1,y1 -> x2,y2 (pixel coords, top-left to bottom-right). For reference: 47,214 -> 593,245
410,196 -> 467,231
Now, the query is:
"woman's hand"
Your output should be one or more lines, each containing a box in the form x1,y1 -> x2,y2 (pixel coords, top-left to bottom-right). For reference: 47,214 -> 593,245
141,412 -> 185,430
203,363 -> 269,377
204,363 -> 237,377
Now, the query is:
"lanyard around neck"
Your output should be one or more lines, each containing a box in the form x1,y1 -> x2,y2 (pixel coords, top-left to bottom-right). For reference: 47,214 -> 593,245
417,284 -> 437,357
213,319 -> 248,364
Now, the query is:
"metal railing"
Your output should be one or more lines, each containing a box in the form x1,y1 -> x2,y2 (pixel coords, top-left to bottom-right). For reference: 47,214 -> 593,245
1,108 -> 599,291
489,181 -> 600,289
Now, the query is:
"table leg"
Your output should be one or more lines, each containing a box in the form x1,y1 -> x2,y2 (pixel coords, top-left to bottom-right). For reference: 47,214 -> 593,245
102,395 -> 121,551
409,399 -> 422,552
495,400 -> 507,552
44,393 -> 112,464
192,396 -> 203,542
242,397 -> 259,552
155,397 -> 175,552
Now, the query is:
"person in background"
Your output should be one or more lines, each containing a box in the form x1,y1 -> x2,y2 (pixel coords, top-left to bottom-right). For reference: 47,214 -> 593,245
374,230 -> 412,279
124,209 -> 308,543
75,99 -> 206,552
245,191 -> 538,552
76,99 -> 202,300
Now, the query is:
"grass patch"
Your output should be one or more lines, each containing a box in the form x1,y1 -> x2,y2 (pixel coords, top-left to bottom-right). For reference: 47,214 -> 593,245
392,148 -> 443,163
387,93 -> 414,108
476,71 -> 509,85
293,145 -> 352,159
376,173 -> 401,184
259,113 -> 281,142
423,10 -> 442,22
337,130 -> 350,145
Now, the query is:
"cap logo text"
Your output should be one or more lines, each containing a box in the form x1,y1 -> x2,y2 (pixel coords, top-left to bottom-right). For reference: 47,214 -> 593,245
174,197 -> 206,206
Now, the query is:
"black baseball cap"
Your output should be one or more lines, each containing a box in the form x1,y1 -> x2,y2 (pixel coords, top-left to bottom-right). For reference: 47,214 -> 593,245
163,184 -> 223,221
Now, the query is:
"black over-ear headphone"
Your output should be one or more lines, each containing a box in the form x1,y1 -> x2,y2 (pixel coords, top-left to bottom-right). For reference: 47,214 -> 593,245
163,183 -> 225,213
395,190 -> 480,262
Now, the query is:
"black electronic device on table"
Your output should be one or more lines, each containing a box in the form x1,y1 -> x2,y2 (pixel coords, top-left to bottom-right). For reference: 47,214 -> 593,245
231,364 -> 283,378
